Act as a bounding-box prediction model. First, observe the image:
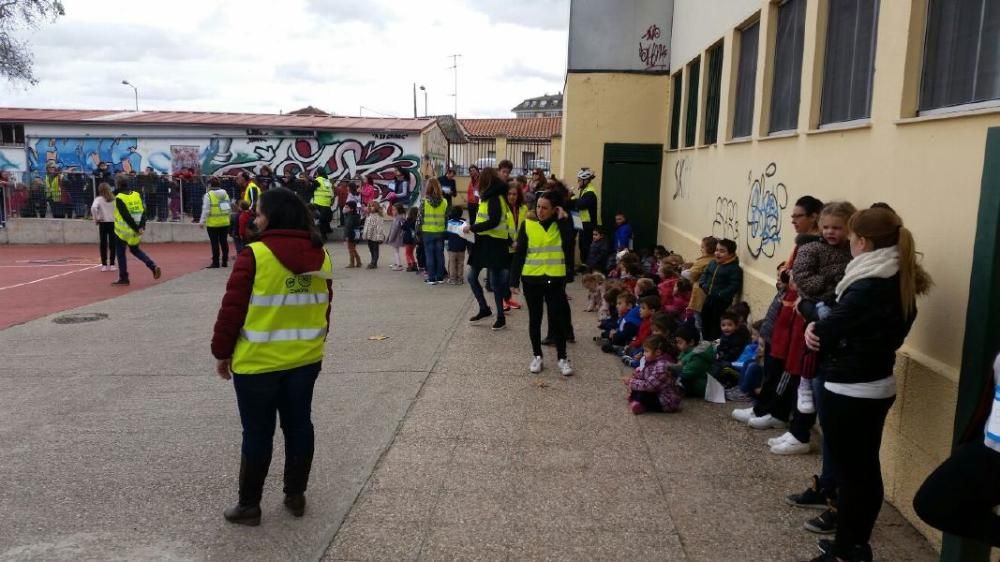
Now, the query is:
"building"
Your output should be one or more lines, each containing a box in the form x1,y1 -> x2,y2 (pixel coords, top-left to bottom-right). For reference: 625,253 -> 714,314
450,117 -> 562,176
559,0 -> 1000,557
511,94 -> 564,118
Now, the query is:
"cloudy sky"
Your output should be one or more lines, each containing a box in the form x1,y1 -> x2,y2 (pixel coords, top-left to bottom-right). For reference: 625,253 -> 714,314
3,0 -> 569,118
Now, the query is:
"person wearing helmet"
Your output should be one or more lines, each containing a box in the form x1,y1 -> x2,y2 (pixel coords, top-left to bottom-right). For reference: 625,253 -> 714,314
572,168 -> 599,272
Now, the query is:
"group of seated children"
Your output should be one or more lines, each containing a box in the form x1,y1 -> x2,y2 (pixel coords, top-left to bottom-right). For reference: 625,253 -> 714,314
582,243 -> 765,415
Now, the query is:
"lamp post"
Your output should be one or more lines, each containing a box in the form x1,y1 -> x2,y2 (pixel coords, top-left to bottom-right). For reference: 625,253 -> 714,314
121,80 -> 138,111
419,85 -> 428,117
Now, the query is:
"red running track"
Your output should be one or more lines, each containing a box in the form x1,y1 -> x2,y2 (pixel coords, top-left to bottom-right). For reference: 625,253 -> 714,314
0,243 -> 213,330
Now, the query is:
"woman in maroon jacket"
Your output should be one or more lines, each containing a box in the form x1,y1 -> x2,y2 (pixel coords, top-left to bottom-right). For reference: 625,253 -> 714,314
212,188 -> 333,526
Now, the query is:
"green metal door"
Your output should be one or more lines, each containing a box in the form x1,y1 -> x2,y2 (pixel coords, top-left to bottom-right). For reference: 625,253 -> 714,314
600,144 -> 663,251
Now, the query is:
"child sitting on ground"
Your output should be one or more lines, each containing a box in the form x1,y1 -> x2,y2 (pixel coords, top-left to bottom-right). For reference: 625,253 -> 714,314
600,292 -> 641,353
657,265 -> 679,304
621,295 -> 661,364
709,310 -> 752,388
625,335 -> 682,415
671,324 -> 715,398
624,310 -> 676,368
634,277 -> 657,299
581,272 -> 606,312
664,278 -> 693,319
726,319 -> 765,402
598,282 -> 624,327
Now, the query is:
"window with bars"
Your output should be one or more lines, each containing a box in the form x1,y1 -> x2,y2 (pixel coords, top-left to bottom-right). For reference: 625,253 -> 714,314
769,0 -> 807,133
920,0 -> 1000,112
669,72 -> 683,149
704,43 -> 724,145
821,0 -> 880,125
685,58 -> 701,147
0,123 -> 25,146
733,21 -> 760,138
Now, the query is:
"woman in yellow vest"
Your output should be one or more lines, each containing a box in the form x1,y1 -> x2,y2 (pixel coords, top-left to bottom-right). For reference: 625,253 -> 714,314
503,182 -> 528,311
463,168 -> 513,330
111,177 -> 162,286
509,191 -> 575,376
211,187 -> 333,526
198,177 -> 233,268
417,177 -> 448,284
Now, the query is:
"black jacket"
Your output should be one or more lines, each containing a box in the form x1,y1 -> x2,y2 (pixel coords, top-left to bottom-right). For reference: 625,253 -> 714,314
813,274 -> 915,384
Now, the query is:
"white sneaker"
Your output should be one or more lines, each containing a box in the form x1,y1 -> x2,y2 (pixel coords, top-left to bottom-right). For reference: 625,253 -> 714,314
557,358 -> 574,376
770,435 -> 812,455
100,265 -> 109,272
797,383 -> 816,414
732,407 -> 755,423
529,356 -> 543,374
767,432 -> 796,448
748,414 -> 787,430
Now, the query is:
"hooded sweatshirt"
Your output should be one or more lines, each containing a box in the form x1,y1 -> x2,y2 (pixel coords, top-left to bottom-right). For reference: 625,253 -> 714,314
211,229 -> 332,360
612,305 -> 642,346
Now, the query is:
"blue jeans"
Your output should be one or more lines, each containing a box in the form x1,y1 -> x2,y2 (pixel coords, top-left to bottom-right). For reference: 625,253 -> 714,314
468,264 -> 508,319
423,233 -> 445,282
115,239 -> 156,281
232,363 -> 320,461
739,363 -> 764,395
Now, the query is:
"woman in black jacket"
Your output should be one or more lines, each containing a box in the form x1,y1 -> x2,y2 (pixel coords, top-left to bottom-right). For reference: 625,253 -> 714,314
509,191 -> 575,376
464,168 -> 512,330
801,206 -> 931,562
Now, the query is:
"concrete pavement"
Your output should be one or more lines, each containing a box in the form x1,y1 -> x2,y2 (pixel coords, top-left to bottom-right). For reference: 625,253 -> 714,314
0,243 -> 939,561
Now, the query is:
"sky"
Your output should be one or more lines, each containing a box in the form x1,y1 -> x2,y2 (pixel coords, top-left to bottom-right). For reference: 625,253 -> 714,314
2,0 -> 570,118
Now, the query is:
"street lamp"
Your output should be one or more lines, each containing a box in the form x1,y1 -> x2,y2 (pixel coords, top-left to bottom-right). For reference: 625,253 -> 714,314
419,85 -> 428,117
121,80 -> 138,111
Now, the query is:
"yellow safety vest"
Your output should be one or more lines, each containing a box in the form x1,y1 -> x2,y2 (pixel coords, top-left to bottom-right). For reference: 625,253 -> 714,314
243,181 -> 261,206
506,203 -> 528,253
114,191 -> 144,247
312,178 -> 333,207
422,198 -> 447,234
46,175 -> 61,200
207,191 -> 232,228
231,242 -> 333,375
523,219 -> 566,278
475,197 -> 512,240
576,184 -> 598,224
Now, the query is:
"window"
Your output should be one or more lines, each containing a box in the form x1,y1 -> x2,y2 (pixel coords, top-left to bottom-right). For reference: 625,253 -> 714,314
704,43 -> 724,144
669,72 -> 683,149
769,0 -> 807,133
733,22 -> 760,138
685,58 -> 701,146
920,0 -> 1000,112
0,123 -> 25,146
821,0 -> 880,125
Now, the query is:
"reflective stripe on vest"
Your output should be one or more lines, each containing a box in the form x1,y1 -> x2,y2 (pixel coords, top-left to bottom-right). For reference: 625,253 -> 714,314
312,178 -> 333,207
577,185 -> 597,224
231,242 -> 333,375
522,220 -> 566,277
207,191 -> 231,227
475,198 -> 512,240
113,191 -> 144,247
243,182 -> 261,205
422,199 -> 447,233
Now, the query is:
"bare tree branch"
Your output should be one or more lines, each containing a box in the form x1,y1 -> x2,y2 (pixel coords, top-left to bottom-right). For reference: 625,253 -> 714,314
0,0 -> 64,86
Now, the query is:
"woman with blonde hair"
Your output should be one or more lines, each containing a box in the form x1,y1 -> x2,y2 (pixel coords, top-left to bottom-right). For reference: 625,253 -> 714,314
801,204 -> 932,562
90,182 -> 117,272
417,177 -> 448,284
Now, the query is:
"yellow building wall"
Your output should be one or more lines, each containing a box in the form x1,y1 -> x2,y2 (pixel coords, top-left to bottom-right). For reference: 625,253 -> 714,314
652,0 -> 1000,551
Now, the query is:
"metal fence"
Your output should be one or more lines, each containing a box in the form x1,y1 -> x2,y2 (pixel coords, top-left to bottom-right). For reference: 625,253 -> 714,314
448,140 -> 497,176
448,138 -> 553,178
504,141 -> 553,177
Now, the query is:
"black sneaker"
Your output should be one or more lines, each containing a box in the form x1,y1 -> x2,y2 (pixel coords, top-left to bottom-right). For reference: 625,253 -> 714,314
111,279 -> 130,286
816,540 -> 871,562
541,336 -> 554,346
491,318 -> 506,331
786,475 -> 830,510
817,539 -> 833,555
804,507 -> 837,534
469,309 -> 492,323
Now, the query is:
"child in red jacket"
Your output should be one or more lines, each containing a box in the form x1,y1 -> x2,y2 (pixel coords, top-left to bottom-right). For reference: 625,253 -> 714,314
621,295 -> 661,365
664,278 -> 693,319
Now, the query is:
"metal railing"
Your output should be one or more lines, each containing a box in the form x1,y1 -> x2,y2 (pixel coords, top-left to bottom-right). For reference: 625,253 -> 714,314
448,139 -> 553,178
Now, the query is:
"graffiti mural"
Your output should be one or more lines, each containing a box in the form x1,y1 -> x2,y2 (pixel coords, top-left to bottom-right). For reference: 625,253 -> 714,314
673,157 -> 690,200
746,162 -> 789,259
712,196 -> 739,241
29,137 -> 143,174
170,145 -> 202,174
638,24 -> 669,71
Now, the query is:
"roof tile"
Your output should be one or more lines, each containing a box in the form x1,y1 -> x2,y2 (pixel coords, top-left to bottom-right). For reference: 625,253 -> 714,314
459,117 -> 562,140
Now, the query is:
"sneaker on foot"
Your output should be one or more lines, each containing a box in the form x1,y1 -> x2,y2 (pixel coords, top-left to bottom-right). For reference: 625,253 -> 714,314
469,309 -> 492,322
540,336 -> 554,346
558,358 -> 574,376
732,406 -> 755,423
786,475 -> 830,510
629,400 -> 644,415
491,318 -> 506,331
506,299 -> 522,310
111,279 -> 130,286
748,414 -> 787,430
768,431 -> 797,448
529,356 -> 543,374
803,507 -> 838,535
100,265 -> 109,272
152,266 -> 162,280
771,435 -> 811,455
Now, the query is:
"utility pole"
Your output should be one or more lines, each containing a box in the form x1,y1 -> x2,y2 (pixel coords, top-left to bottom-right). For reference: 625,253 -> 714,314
448,54 -> 461,118
412,83 -> 418,118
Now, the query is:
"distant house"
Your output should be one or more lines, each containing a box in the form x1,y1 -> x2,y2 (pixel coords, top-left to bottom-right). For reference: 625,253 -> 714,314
286,105 -> 333,116
511,94 -> 563,119
451,117 -> 562,176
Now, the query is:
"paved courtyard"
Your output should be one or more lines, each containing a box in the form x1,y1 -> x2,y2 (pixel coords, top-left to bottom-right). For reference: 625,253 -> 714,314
0,243 -> 938,561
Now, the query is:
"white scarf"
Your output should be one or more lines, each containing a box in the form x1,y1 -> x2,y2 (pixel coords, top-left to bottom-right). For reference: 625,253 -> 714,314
835,246 -> 899,301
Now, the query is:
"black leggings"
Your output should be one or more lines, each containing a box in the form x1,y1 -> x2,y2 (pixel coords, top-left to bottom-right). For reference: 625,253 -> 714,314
913,441 -> 1000,547
523,279 -> 568,359
207,225 -> 230,266
819,388 -> 895,556
98,222 -> 116,266
367,241 -> 381,265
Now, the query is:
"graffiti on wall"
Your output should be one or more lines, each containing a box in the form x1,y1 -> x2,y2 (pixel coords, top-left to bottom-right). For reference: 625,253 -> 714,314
638,24 -> 669,71
29,137 -> 146,174
746,162 -> 789,259
170,145 -> 201,174
712,196 -> 739,241
673,157 -> 690,200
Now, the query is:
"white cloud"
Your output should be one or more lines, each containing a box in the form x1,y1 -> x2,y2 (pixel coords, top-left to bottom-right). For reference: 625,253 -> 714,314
2,0 -> 570,118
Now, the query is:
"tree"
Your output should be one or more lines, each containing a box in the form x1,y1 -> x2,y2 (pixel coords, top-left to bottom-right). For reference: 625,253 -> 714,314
0,1 -> 65,86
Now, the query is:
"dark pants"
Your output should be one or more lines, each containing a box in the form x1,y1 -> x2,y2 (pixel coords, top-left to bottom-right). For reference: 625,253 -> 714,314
423,233 -> 445,282
49,199 -> 65,219
701,296 -> 727,341
578,223 -> 594,269
467,203 -> 478,225
753,346 -> 795,421
115,238 -> 156,281
367,241 -> 381,265
232,363 -> 320,460
523,279 -> 568,359
790,376 -> 835,492
819,387 -> 895,556
913,441 -> 1000,547
98,222 -> 116,266
317,207 -> 332,239
207,225 -> 230,266
629,390 -> 664,413
468,264 -> 508,320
